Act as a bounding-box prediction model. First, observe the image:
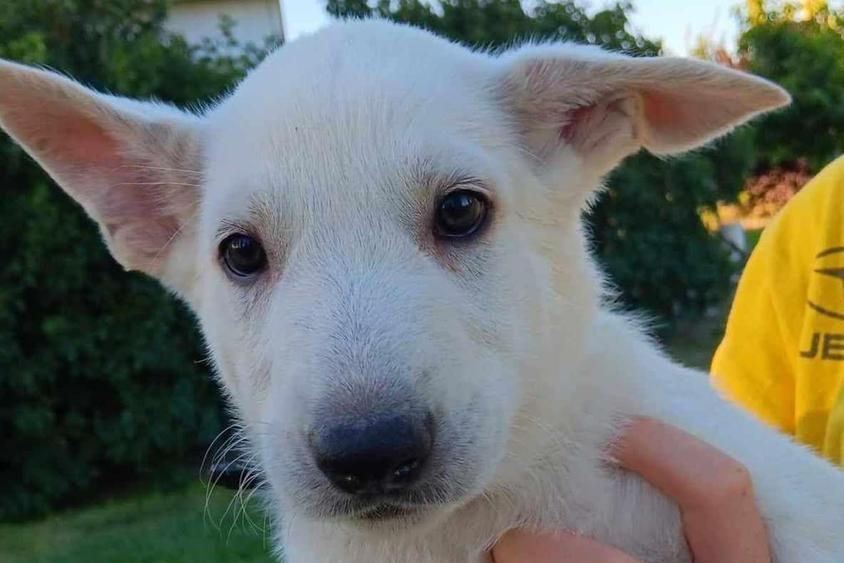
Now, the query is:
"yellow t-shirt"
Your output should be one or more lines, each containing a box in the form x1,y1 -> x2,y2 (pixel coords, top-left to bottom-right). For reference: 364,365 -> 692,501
711,156 -> 844,466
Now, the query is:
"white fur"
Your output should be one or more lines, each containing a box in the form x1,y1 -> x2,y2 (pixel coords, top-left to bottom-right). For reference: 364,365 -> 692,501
0,19 -> 842,563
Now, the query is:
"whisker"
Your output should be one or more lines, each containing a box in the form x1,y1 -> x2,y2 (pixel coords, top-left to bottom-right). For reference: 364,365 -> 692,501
200,422 -> 243,482
204,428 -> 253,528
202,418 -> 275,534
212,450 -> 255,531
122,164 -> 204,176
233,464 -> 266,536
109,180 -> 201,188
149,206 -> 203,270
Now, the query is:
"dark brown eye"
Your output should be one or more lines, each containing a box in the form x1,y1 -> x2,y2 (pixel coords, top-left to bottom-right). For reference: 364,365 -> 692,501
434,190 -> 489,239
220,234 -> 267,278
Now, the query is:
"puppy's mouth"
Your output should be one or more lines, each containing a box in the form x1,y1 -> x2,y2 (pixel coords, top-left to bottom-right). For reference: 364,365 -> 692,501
357,503 -> 421,521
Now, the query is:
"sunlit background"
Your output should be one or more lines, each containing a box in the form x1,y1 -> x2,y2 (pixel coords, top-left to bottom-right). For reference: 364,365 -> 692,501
284,0 -> 745,52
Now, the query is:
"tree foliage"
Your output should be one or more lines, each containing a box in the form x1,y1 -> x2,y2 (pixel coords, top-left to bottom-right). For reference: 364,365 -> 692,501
0,0 -> 275,520
740,0 -> 844,171
327,0 -> 753,322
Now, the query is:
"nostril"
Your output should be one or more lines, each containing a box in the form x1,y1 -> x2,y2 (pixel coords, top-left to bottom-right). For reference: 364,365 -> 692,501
381,456 -> 426,493
392,458 -> 420,482
336,473 -> 363,491
312,412 -> 433,495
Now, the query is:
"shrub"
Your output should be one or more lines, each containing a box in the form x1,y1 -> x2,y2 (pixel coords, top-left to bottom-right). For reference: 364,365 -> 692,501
740,2 -> 844,172
0,0 -> 275,520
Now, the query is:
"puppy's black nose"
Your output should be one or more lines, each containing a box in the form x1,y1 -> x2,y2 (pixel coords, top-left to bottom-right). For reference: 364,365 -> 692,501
313,413 -> 433,495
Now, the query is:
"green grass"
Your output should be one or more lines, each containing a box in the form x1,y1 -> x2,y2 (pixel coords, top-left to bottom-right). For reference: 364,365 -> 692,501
0,483 -> 273,563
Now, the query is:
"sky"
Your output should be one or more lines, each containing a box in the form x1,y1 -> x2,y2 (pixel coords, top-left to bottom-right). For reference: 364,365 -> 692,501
280,0 -> 742,55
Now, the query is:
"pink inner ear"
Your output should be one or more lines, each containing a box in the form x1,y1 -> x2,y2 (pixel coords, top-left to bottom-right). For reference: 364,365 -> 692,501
40,115 -> 150,224
11,99 -> 122,174
28,111 -> 187,268
642,91 -> 687,138
560,105 -> 595,142
641,89 -> 721,148
54,117 -> 121,169
0,64 -> 200,274
28,111 -> 130,212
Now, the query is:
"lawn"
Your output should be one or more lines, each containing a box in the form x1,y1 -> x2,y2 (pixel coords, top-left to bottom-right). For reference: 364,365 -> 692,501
0,483 -> 274,563
0,319 -> 725,563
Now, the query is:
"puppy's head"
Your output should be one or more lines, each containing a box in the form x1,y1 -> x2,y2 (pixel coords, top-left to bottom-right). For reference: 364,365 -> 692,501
0,20 -> 787,530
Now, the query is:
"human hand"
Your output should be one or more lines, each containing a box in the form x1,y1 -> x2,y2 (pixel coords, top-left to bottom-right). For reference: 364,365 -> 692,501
492,418 -> 771,563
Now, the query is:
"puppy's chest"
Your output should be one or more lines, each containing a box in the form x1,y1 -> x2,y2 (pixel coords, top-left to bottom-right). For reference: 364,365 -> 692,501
335,474 -> 687,563
440,464 -> 690,563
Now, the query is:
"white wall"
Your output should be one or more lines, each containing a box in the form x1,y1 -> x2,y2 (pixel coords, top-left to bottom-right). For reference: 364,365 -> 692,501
167,0 -> 284,46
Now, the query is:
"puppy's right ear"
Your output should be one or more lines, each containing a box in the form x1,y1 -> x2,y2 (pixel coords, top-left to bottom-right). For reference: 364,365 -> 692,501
496,45 -> 790,178
0,60 -> 203,288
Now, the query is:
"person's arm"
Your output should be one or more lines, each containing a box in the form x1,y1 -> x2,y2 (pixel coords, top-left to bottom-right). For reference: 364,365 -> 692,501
712,157 -> 844,438
491,418 -> 771,563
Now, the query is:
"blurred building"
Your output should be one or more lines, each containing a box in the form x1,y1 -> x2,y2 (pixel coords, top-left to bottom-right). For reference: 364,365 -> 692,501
166,0 -> 285,46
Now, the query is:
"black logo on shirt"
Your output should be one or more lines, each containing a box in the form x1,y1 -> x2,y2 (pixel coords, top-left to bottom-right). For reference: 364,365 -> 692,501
807,247 -> 844,321
800,332 -> 844,360
800,247 -> 844,360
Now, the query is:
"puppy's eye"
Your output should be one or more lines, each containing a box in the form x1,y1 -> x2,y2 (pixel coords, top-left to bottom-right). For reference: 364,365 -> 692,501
434,190 -> 489,239
219,234 -> 267,278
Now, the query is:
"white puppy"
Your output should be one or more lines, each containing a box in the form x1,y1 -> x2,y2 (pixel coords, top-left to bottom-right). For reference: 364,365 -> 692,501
0,19 -> 841,563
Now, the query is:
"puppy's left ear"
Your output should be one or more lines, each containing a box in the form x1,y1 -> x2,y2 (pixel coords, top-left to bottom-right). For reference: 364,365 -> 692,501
497,45 -> 790,176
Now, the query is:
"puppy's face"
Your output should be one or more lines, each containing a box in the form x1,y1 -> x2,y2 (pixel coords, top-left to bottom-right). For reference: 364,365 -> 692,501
196,28 -> 580,523
0,21 -> 788,531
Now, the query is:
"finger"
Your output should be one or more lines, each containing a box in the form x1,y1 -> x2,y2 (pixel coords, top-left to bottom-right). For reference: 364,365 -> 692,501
492,529 -> 642,563
612,417 -> 771,563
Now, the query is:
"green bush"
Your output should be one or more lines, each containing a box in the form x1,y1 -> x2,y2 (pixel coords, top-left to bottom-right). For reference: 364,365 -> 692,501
327,0 -> 752,323
0,0 -> 276,520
